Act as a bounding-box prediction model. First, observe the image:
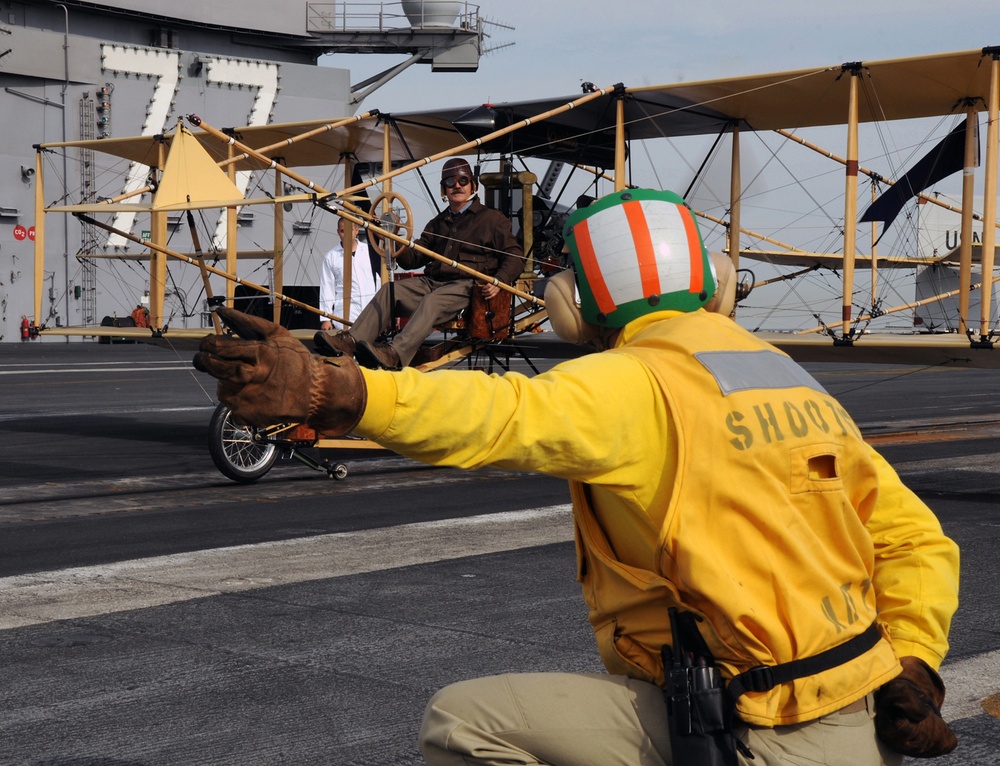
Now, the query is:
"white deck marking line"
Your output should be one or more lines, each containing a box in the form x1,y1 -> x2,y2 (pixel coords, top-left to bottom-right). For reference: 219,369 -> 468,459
0,505 -> 574,631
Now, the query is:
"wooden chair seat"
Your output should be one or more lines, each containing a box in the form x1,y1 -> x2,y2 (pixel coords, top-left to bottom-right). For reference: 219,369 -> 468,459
435,290 -> 511,340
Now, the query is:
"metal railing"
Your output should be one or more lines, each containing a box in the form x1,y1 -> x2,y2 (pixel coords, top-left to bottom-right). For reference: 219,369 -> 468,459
307,1 -> 480,34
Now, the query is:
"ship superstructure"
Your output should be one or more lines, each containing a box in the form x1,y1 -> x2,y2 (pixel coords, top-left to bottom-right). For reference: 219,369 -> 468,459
0,0 -> 492,340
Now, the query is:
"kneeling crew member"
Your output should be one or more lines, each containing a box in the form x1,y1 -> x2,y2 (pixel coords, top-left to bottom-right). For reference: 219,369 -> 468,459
196,188 -> 959,766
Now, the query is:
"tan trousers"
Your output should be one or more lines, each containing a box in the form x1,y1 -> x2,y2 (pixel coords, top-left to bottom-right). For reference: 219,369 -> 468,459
348,276 -> 473,366
419,673 -> 903,766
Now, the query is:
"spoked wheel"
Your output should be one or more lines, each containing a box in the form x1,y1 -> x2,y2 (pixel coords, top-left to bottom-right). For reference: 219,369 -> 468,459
208,403 -> 279,483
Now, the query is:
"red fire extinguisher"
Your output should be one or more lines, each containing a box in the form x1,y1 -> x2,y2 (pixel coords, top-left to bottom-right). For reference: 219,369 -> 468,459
20,315 -> 30,342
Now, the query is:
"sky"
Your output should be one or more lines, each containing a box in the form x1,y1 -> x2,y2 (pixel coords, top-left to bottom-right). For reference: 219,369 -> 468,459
318,1 -> 1000,331
326,0 -> 1000,113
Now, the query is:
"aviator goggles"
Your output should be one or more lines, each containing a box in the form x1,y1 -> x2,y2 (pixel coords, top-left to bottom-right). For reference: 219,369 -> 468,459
443,175 -> 472,189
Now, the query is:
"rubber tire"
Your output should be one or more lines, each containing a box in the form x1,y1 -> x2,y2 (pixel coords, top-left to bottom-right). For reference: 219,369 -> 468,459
208,403 -> 279,483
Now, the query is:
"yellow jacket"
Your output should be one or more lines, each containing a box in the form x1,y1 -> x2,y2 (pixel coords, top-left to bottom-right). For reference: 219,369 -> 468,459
356,309 -> 959,726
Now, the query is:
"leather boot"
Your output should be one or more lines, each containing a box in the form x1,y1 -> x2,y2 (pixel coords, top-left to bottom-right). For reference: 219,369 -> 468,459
314,330 -> 356,358
355,340 -> 402,371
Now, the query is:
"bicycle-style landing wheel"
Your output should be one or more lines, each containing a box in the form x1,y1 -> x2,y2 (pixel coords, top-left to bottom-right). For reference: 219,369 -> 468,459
208,403 -> 279,483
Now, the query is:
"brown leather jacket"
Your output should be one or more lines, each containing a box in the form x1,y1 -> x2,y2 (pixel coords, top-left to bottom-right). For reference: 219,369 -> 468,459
396,197 -> 523,284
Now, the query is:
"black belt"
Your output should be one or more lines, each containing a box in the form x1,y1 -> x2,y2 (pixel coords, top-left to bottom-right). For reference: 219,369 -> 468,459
725,622 -> 882,710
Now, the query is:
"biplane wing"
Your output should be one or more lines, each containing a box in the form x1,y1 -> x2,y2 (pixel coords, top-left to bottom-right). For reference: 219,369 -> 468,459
388,48 -> 997,164
38,113 -> 465,173
737,251 -> 950,269
759,331 -> 1000,369
48,324 -> 316,351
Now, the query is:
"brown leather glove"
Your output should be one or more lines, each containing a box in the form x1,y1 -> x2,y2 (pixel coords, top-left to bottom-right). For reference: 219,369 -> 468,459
193,307 -> 367,435
875,656 -> 958,757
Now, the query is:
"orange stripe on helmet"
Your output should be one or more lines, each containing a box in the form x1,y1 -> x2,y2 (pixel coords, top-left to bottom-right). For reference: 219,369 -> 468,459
677,204 -> 704,293
623,200 -> 661,299
573,219 -> 616,316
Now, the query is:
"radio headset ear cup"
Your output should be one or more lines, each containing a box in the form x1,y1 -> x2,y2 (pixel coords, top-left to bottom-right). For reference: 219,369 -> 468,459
544,269 -> 600,344
705,252 -> 737,317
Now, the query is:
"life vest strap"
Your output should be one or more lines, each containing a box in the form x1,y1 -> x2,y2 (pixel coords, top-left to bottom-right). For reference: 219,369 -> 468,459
725,622 -> 882,709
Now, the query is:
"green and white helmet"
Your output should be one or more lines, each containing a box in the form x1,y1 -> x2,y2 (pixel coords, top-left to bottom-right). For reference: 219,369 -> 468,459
561,188 -> 716,327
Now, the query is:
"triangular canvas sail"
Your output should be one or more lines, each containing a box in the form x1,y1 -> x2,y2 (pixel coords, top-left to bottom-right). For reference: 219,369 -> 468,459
152,123 -> 245,210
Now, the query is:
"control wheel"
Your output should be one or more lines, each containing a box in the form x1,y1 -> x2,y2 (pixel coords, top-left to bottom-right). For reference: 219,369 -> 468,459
368,191 -> 414,259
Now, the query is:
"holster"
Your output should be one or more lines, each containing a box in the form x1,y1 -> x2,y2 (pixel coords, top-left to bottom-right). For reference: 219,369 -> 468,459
663,608 -> 739,766
661,610 -> 882,766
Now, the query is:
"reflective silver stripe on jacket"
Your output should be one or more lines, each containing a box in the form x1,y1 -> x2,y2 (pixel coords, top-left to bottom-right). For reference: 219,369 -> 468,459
694,350 -> 828,396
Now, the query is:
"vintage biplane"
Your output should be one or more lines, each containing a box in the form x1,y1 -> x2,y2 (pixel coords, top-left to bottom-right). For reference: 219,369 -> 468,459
29,45 -> 1000,480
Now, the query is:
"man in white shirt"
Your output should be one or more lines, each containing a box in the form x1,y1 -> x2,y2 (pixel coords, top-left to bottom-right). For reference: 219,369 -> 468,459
319,218 -> 381,330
